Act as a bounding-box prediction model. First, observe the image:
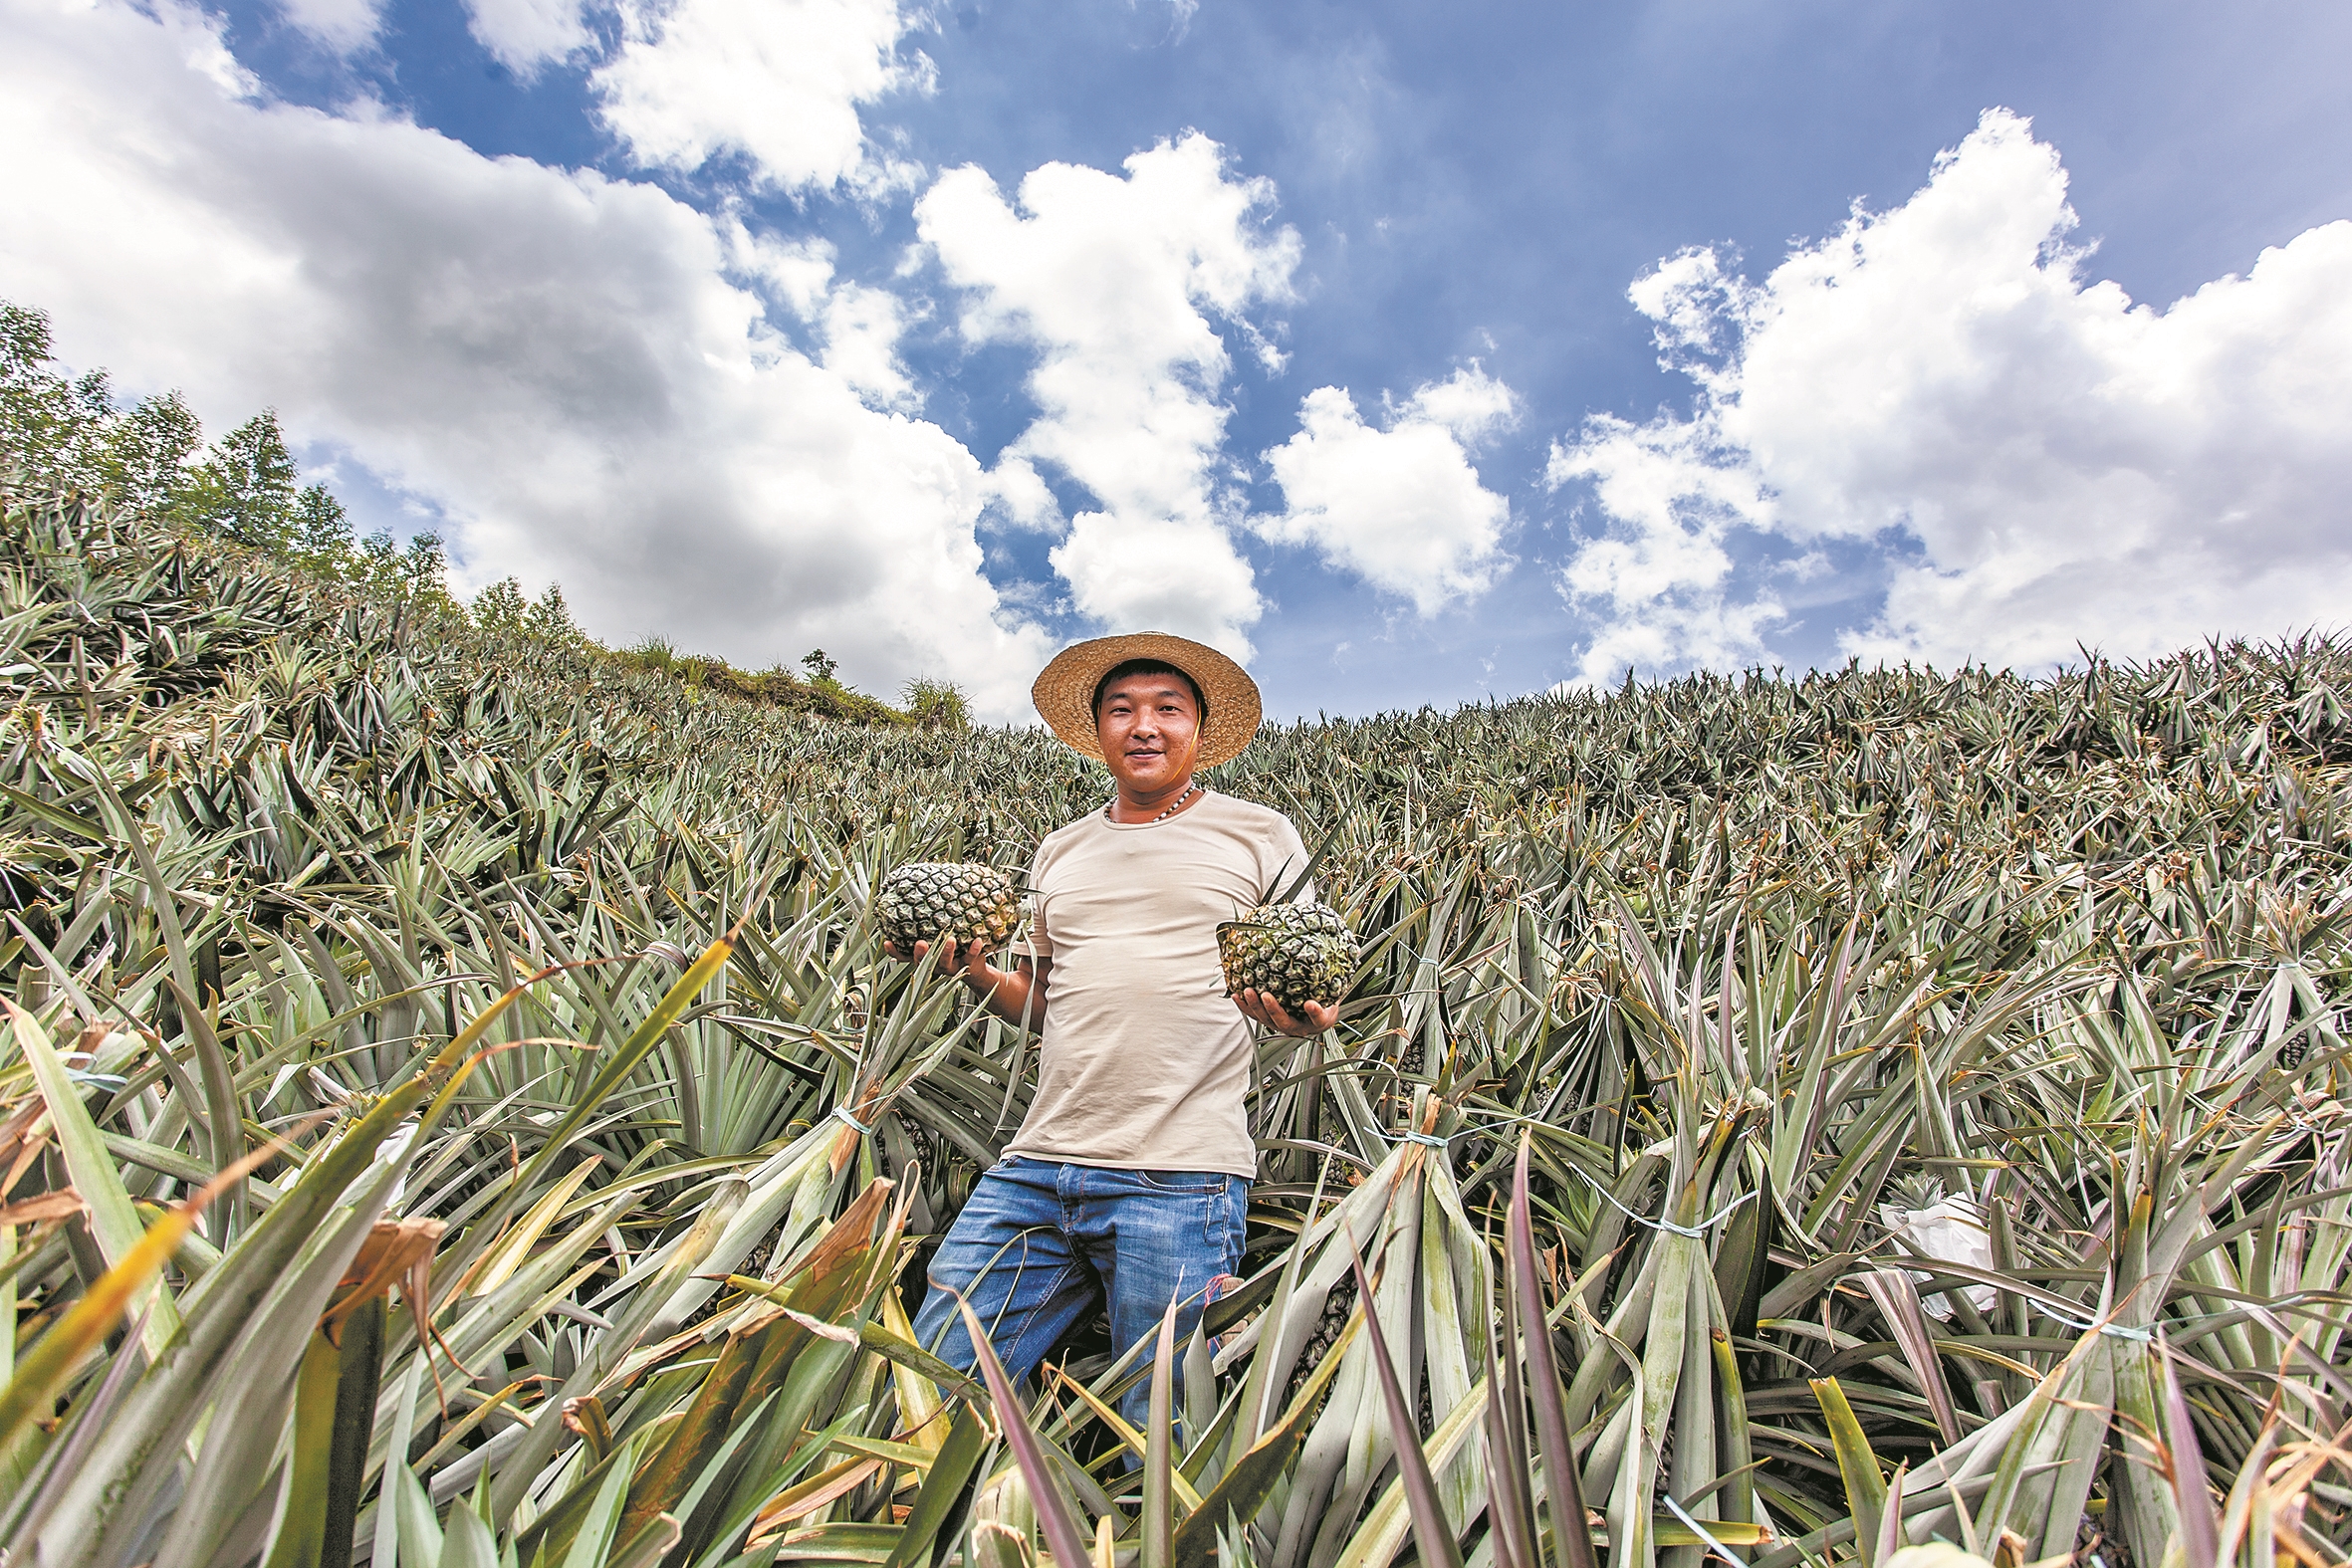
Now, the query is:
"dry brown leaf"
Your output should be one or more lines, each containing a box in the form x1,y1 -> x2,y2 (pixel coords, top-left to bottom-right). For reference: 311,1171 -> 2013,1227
0,1188 -> 84,1227
745,1456 -> 883,1546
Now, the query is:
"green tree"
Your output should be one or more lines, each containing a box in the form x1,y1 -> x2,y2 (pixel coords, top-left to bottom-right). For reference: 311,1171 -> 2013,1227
0,296 -> 467,613
290,483 -> 353,569
474,576 -> 529,634
525,583 -> 582,645
187,411 -> 301,550
1,303 -> 112,496
2,305 -> 207,519
99,392 -> 203,518
403,532 -> 446,597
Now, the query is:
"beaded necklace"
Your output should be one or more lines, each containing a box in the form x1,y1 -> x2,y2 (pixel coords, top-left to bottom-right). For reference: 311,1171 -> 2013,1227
1105,783 -> 1202,824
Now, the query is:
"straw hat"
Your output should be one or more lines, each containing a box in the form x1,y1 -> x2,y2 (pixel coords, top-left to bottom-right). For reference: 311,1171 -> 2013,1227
1032,631 -> 1263,767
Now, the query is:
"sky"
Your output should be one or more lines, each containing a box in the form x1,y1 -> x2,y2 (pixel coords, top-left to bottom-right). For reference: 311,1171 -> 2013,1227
2,0 -> 2349,723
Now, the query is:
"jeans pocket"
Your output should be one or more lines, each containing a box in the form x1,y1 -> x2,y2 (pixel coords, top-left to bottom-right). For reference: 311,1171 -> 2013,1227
1212,1178 -> 1247,1263
1133,1169 -> 1223,1194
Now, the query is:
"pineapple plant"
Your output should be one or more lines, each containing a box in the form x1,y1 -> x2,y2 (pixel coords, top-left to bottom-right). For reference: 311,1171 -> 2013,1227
877,860 -> 1023,949
11,398 -> 2352,1568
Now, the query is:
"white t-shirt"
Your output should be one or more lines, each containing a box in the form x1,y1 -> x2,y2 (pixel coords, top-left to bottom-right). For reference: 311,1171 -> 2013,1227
1004,790 -> 1311,1178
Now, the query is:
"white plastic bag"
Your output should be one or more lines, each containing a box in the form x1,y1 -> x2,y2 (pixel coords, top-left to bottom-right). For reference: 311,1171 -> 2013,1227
1880,1197 -> 1996,1318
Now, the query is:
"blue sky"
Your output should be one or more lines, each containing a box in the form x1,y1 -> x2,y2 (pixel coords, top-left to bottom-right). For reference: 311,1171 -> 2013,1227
3,0 -> 2349,720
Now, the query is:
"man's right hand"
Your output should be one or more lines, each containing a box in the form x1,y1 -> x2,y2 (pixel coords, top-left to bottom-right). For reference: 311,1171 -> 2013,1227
884,939 -> 1049,1029
1234,988 -> 1339,1038
883,936 -> 989,980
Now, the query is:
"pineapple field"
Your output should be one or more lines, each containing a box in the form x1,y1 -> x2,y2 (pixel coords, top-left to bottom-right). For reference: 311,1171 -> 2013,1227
4,478 -> 2351,1568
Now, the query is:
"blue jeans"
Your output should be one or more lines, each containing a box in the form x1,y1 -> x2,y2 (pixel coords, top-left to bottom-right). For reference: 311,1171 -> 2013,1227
912,1156 -> 1248,1428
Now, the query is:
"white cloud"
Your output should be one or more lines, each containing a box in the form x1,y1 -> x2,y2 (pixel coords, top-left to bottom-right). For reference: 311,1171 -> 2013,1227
724,225 -> 917,409
979,453 -> 1062,533
1545,411 -> 1785,683
1258,365 -> 1517,615
463,0 -> 590,75
1396,363 -> 1518,445
727,228 -> 840,317
276,0 -> 383,54
0,0 -> 1054,718
916,132 -> 1301,656
1551,108 -> 2352,682
815,282 -> 919,410
593,0 -> 925,193
1048,514 -> 1261,643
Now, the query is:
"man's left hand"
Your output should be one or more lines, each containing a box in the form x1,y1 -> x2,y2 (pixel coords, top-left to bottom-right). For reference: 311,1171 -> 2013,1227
1234,989 -> 1339,1038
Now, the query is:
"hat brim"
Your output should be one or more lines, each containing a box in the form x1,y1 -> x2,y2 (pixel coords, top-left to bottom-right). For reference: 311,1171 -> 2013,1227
1032,632 -> 1263,767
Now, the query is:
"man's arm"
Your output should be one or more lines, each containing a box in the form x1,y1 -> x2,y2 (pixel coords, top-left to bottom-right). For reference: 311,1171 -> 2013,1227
886,939 -> 1051,1030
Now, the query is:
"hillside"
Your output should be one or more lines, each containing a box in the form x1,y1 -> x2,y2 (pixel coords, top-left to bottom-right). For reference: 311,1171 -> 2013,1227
3,480 -> 2349,1567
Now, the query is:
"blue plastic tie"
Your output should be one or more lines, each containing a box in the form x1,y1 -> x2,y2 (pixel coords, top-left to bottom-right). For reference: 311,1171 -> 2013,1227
2036,1302 -> 2153,1342
1660,1491 -> 1746,1566
1582,1171 -> 1755,1240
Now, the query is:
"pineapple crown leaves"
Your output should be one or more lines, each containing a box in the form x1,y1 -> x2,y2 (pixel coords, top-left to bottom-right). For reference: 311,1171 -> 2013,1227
1266,834 -> 1335,908
876,857 -> 1030,887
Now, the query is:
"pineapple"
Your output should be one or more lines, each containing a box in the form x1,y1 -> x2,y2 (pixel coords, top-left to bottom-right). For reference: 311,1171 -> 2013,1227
1218,900 -> 1357,1010
879,861 -> 1023,950
1274,1271 -> 1358,1410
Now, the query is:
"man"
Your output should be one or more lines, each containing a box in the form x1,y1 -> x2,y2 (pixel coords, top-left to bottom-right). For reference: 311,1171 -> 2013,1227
893,631 -> 1336,1421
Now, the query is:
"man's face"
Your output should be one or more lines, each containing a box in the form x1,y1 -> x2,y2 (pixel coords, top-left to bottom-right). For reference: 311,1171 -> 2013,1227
1095,674 -> 1202,794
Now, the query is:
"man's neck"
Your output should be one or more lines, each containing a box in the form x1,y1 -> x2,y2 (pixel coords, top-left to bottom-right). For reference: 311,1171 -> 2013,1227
1108,775 -> 1200,823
